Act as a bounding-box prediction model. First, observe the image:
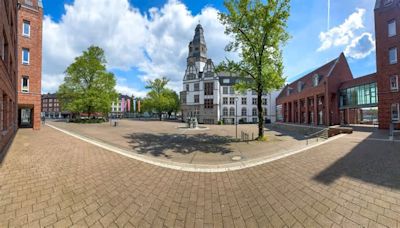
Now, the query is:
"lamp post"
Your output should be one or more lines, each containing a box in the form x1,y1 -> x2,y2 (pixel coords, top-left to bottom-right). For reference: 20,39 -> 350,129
235,97 -> 239,139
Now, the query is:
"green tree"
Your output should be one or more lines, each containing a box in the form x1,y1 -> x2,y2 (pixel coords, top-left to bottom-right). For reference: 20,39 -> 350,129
142,77 -> 180,120
58,46 -> 117,119
217,0 -> 290,140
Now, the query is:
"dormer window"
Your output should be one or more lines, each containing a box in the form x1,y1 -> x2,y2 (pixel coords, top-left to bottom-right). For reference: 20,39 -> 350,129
297,81 -> 304,92
313,74 -> 320,87
384,0 -> 393,6
286,87 -> 293,96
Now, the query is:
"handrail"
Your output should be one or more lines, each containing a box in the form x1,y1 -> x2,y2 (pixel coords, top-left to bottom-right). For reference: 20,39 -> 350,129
306,128 -> 328,138
305,128 -> 328,145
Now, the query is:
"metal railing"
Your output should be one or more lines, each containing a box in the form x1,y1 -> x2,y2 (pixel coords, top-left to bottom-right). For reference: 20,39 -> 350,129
305,128 -> 329,145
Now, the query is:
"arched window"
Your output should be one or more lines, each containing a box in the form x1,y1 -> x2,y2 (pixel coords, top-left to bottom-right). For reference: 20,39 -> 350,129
223,107 -> 228,116
241,107 -> 247,117
229,107 -> 235,116
252,108 -> 257,116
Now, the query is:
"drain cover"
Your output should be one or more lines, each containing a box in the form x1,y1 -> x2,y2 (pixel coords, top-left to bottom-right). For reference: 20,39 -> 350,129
231,156 -> 242,161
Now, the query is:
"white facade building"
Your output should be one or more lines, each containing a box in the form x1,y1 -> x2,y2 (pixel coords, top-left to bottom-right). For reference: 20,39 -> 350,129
180,24 -> 281,124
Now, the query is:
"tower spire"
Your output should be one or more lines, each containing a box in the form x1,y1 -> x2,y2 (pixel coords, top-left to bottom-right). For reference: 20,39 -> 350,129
187,24 -> 208,66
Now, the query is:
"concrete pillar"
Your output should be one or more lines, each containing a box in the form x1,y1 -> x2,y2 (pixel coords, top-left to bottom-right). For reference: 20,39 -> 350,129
314,95 -> 318,126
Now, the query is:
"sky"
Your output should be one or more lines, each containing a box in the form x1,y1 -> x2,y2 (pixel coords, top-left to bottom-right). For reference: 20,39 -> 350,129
41,0 -> 377,97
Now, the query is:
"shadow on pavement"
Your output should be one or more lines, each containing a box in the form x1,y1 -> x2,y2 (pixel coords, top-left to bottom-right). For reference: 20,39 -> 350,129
123,133 -> 234,158
314,131 -> 400,189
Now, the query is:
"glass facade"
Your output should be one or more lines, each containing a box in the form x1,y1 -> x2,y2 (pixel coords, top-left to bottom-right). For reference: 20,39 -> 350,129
339,83 -> 378,108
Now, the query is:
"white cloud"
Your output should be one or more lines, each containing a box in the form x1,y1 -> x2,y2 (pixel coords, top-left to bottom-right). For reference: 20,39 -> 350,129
42,0 -> 234,94
317,8 -> 366,51
344,32 -> 375,59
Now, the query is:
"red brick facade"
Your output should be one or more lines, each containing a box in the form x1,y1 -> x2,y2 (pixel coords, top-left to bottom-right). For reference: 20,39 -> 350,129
0,0 -> 19,152
277,53 -> 354,126
17,0 -> 43,130
375,0 -> 400,129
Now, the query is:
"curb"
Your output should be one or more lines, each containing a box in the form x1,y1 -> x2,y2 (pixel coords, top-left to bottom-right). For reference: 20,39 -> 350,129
46,123 -> 345,173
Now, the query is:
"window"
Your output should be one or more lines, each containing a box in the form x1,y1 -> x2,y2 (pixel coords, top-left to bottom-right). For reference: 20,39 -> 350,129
252,108 -> 257,116
223,107 -> 228,116
263,108 -> 268,116
1,32 -> 8,63
297,81 -> 304,92
204,99 -> 213,109
229,97 -> 235,105
194,83 -> 199,91
186,84 -> 190,92
21,76 -> 29,93
223,79 -> 230,83
241,97 -> 247,105
22,48 -> 30,64
223,87 -> 228,94
23,21 -> 30,37
194,95 -> 199,103
252,98 -> 257,105
181,95 -> 186,104
229,107 -> 235,116
241,108 -> 247,117
389,47 -> 397,64
390,75 -> 399,91
384,0 -> 393,6
204,82 -> 213,95
392,103 -> 399,121
388,20 -> 396,37
313,74 -> 320,87
262,98 -> 267,105
229,87 -> 235,94
223,97 -> 228,104
252,117 -> 258,123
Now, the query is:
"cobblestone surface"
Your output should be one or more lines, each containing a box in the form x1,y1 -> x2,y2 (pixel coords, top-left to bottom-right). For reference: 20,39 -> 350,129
1,126 -> 400,227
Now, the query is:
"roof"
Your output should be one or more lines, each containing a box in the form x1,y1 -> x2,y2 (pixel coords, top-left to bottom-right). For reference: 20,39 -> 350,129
277,55 -> 341,99
339,73 -> 377,90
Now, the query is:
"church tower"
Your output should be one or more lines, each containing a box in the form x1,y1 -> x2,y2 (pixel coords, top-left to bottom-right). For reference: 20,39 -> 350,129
187,24 -> 208,72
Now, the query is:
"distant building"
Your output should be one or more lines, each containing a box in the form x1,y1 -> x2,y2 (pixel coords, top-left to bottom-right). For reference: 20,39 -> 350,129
17,0 -> 43,129
0,0 -> 19,152
41,93 -> 70,119
111,94 -> 132,118
180,24 -> 280,124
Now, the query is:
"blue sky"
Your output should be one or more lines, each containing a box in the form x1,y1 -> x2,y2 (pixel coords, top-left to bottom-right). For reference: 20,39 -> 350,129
41,0 -> 377,96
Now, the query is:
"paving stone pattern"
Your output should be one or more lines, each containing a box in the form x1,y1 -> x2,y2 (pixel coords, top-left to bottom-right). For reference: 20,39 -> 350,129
0,127 -> 400,227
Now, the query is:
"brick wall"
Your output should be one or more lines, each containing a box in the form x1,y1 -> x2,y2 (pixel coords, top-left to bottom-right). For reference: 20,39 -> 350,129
17,0 -> 43,130
0,0 -> 18,152
375,0 -> 400,129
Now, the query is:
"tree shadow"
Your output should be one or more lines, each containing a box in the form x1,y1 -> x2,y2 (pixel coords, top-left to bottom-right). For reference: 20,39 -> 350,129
313,130 -> 400,189
123,133 -> 235,158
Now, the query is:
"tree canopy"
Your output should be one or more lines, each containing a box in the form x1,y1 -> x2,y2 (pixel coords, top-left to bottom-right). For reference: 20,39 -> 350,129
142,77 -> 180,120
57,46 -> 117,118
217,0 -> 290,139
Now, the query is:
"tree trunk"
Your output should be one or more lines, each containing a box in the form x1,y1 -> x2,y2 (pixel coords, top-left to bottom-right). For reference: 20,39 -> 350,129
257,91 -> 264,139
159,113 -> 162,121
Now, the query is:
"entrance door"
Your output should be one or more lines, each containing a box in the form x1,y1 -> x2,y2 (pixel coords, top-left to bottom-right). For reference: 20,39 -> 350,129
20,108 -> 32,127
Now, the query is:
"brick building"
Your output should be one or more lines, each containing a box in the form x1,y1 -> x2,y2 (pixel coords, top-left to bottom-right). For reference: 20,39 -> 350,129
17,0 -> 43,129
0,0 -> 19,153
277,0 -> 400,129
375,0 -> 400,129
41,93 -> 70,119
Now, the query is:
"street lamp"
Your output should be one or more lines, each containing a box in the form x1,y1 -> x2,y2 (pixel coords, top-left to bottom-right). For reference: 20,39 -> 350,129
235,96 -> 239,139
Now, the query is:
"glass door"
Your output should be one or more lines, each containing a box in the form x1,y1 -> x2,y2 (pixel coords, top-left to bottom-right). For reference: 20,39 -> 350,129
21,108 -> 31,126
